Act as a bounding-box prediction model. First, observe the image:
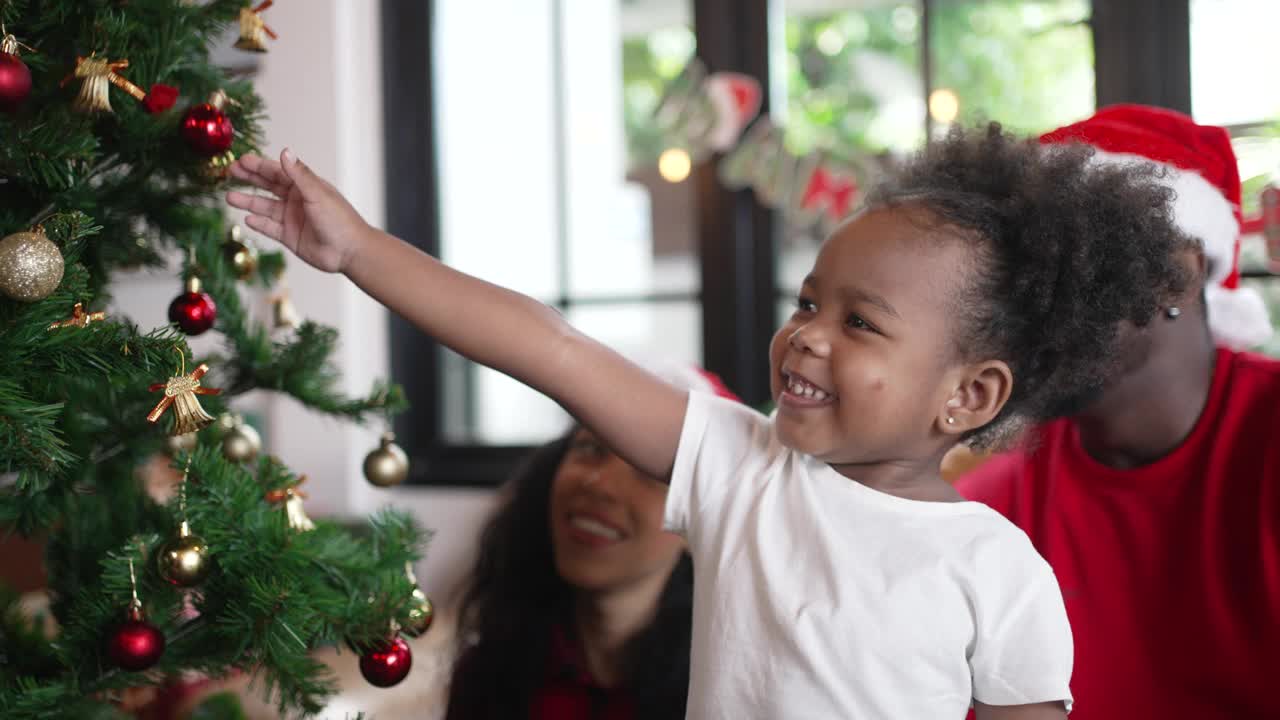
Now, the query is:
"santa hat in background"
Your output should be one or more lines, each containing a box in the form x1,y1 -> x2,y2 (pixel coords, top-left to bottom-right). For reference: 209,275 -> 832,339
1040,104 -> 1273,349
641,357 -> 741,403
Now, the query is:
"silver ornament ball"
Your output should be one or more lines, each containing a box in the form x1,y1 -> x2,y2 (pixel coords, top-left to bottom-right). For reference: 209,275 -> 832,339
221,421 -> 261,463
166,432 -> 198,456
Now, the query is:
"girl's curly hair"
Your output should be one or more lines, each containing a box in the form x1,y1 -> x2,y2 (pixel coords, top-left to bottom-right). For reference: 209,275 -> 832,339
865,122 -> 1194,449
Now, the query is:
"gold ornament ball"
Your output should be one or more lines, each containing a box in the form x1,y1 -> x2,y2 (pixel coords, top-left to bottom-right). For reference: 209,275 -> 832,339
156,530 -> 214,587
225,240 -> 258,279
0,229 -> 65,302
403,587 -> 434,637
166,432 -> 198,456
363,433 -> 409,487
222,421 -> 261,464
223,234 -> 258,280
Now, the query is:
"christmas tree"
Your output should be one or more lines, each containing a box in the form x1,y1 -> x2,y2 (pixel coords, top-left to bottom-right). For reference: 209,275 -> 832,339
0,2 -> 430,717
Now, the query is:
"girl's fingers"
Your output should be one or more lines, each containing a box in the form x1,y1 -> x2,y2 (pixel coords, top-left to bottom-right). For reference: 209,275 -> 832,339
235,154 -> 291,186
229,161 -> 290,199
279,148 -> 328,200
243,213 -> 284,243
225,191 -> 285,222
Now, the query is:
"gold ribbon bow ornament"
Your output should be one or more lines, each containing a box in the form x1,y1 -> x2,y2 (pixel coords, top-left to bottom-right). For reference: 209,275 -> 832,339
265,475 -> 316,532
234,1 -> 279,52
147,351 -> 222,435
48,303 -> 106,330
61,54 -> 145,113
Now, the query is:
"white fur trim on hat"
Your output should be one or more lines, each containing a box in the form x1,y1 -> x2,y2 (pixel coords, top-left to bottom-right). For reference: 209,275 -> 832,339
1085,149 -> 1273,348
1206,284 -> 1274,349
1088,149 -> 1238,285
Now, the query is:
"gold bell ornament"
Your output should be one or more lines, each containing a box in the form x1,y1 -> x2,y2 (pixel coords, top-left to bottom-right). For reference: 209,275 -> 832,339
234,0 -> 278,52
363,432 -> 409,487
271,290 -> 300,331
147,349 -> 223,436
266,475 -> 316,532
60,54 -> 145,114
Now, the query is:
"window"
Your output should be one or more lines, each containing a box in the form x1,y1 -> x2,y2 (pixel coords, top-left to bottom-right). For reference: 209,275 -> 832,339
425,0 -> 700,447
387,1 -> 1245,485
384,1 -> 701,483
1190,0 -> 1280,127
1192,0 -> 1280,356
775,0 -> 1094,318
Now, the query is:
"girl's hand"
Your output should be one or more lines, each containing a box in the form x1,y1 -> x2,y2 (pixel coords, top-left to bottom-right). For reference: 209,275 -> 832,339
225,149 -> 368,274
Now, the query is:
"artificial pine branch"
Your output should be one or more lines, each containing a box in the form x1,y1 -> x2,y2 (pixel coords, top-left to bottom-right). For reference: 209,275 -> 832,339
0,2 -> 420,716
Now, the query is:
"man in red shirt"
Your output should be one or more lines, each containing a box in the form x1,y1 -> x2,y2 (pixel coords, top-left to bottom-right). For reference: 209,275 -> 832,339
957,104 -> 1278,719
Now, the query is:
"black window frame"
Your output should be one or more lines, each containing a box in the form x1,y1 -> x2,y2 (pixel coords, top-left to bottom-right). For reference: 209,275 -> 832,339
384,0 -> 1220,487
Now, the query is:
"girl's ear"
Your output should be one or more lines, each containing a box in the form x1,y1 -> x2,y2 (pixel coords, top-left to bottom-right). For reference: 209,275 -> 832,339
937,360 -> 1013,435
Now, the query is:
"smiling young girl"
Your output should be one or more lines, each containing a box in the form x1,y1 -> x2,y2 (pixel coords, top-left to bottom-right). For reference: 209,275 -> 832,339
228,123 -> 1190,718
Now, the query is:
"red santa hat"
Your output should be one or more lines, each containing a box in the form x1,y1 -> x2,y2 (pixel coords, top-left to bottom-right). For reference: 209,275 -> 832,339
1040,104 -> 1272,349
665,364 -> 741,402
639,357 -> 741,402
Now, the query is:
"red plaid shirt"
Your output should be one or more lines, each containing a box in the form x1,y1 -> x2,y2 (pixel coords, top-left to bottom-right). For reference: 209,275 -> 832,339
530,627 -> 635,720
446,626 -> 636,720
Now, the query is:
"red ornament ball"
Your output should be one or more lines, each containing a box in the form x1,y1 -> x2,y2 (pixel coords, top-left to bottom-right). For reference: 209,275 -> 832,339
358,636 -> 413,688
0,47 -> 32,113
181,103 -> 235,157
107,614 -> 166,671
169,289 -> 217,335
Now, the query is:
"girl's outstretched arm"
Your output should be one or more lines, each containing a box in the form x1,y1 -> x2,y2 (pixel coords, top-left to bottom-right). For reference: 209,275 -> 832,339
227,150 -> 688,479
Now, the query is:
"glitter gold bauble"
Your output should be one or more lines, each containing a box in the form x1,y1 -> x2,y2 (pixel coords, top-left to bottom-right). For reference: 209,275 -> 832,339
362,432 -> 409,487
0,228 -> 64,301
202,150 -> 237,182
221,417 -> 261,464
223,226 -> 258,280
155,521 -> 213,587
403,587 -> 434,637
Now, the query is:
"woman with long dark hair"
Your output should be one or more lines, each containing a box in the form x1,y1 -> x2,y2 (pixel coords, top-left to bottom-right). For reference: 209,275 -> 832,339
445,366 -> 736,720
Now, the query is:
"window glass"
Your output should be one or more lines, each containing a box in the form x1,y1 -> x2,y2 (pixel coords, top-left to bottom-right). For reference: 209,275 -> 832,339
434,0 -> 698,444
1191,0 -> 1280,127
775,0 -> 1093,311
929,0 -> 1093,135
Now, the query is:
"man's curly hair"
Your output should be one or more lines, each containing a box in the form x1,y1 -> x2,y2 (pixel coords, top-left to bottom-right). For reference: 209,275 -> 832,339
865,122 -> 1194,449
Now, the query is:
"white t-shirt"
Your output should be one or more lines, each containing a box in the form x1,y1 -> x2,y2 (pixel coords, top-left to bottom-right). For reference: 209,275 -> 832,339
664,393 -> 1074,719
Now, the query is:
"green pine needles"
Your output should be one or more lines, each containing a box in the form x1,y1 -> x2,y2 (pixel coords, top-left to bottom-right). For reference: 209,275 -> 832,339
1,2 -> 419,717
